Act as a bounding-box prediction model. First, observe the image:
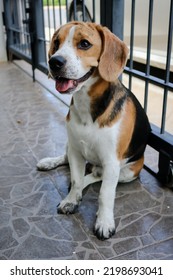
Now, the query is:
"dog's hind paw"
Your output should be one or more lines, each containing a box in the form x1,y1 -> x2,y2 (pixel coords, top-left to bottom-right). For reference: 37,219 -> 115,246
92,166 -> 103,178
37,157 -> 59,170
37,155 -> 68,171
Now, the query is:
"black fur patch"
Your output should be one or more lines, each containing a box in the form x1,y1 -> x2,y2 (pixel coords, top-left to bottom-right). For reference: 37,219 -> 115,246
91,83 -> 126,123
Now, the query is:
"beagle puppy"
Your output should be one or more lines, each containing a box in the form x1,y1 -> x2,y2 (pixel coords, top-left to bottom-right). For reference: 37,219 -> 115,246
37,21 -> 151,240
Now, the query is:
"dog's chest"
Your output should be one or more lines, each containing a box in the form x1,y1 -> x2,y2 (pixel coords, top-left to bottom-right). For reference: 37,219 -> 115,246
67,113 -> 101,164
66,90 -> 98,163
66,94 -> 121,165
67,118 -> 121,166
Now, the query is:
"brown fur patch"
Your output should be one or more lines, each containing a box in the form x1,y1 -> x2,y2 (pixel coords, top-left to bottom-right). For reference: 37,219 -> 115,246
130,156 -> 144,177
116,99 -> 136,160
66,109 -> 70,122
48,22 -> 77,57
88,75 -> 109,99
96,25 -> 129,82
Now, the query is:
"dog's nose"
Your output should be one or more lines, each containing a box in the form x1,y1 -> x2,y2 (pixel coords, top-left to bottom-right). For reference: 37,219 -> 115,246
49,56 -> 66,70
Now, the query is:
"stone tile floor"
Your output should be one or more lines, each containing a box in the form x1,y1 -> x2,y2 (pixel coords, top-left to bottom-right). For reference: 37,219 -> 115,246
0,62 -> 173,260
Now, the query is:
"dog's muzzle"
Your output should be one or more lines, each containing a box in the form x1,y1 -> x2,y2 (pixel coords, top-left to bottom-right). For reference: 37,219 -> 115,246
49,55 -> 95,93
49,55 -> 67,72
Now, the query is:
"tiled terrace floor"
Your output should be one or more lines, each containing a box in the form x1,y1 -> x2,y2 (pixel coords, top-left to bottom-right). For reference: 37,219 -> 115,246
0,62 -> 173,260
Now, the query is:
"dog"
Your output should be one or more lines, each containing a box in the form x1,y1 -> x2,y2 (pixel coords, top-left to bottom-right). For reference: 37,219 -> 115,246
37,21 -> 151,240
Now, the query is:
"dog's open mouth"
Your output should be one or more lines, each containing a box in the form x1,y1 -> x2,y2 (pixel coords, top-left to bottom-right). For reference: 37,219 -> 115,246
55,68 -> 94,93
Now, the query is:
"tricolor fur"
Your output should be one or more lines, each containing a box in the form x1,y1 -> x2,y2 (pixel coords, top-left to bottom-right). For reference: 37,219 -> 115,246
37,21 -> 151,240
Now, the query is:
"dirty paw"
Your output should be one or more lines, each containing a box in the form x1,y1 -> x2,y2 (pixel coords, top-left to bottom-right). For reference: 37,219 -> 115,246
57,202 -> 78,215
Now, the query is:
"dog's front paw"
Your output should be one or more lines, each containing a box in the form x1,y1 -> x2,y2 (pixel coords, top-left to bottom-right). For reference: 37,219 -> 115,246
94,216 -> 115,240
57,198 -> 80,215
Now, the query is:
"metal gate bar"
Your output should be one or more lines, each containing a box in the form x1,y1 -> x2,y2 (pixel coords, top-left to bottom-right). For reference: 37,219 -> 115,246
161,0 -> 173,134
129,0 -> 135,91
144,0 -> 153,112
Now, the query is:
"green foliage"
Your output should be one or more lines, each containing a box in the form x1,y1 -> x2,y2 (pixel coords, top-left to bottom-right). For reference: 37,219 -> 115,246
43,0 -> 66,6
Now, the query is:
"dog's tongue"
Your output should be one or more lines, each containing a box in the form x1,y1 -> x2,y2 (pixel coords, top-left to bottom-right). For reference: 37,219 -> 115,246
55,78 -> 76,93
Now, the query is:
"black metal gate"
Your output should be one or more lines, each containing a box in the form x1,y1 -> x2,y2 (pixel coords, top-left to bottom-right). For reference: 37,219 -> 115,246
3,0 -> 47,80
3,0 -> 173,184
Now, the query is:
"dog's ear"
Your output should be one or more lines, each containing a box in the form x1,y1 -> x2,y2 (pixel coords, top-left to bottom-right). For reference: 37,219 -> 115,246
97,26 -> 129,82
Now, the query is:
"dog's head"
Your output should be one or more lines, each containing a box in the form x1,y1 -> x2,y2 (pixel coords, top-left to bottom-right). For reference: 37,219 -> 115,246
48,21 -> 129,93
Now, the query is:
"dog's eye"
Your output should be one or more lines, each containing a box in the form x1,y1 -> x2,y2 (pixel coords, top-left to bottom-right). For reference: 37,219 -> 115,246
78,39 -> 92,50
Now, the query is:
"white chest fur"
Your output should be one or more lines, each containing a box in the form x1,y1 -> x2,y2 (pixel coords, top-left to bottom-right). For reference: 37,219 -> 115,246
66,88 -> 122,166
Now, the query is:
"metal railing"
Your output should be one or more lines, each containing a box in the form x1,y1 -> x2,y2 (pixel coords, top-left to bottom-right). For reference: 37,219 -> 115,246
4,0 -> 32,61
3,0 -> 173,183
